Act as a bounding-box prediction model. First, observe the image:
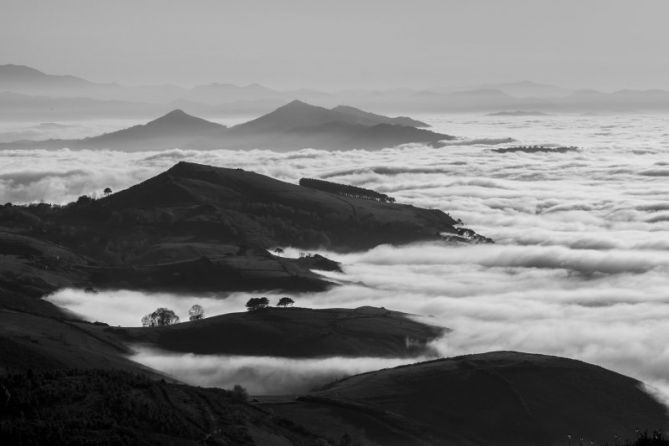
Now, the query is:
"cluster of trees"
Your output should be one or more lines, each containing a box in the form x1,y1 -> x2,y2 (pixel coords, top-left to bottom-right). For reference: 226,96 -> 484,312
245,296 -> 294,311
140,298 -> 297,324
299,178 -> 396,203
141,304 -> 204,327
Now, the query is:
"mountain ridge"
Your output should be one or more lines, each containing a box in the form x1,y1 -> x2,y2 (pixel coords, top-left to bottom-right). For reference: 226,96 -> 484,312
0,101 -> 451,151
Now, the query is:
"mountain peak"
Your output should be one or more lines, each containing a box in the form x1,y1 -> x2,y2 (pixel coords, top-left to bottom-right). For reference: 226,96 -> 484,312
160,109 -> 189,118
0,64 -> 47,78
146,109 -> 222,129
282,99 -> 313,108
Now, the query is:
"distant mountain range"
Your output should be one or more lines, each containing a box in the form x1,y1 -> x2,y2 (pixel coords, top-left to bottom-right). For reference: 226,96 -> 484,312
0,100 -> 450,151
3,64 -> 669,120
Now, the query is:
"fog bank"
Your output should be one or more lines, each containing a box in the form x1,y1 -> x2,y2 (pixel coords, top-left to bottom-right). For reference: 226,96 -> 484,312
25,112 -> 669,399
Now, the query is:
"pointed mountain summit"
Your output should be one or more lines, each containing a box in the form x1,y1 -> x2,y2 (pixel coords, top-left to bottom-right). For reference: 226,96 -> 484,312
139,109 -> 225,133
232,100 -> 430,134
81,109 -> 226,148
230,100 -> 338,133
1,101 -> 452,151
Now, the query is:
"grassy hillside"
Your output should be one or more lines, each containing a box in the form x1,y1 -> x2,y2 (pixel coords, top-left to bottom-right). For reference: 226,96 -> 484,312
0,369 -> 332,446
100,161 -> 462,250
110,306 -> 446,358
266,352 -> 669,446
0,161 -> 471,304
0,162 -> 472,380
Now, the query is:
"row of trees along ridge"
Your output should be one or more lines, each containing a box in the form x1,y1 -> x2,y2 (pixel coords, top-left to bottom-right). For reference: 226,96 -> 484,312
299,178 -> 396,203
140,298 -> 296,326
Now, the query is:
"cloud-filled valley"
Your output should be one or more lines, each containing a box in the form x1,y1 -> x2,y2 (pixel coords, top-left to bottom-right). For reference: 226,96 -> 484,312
10,112 -> 669,397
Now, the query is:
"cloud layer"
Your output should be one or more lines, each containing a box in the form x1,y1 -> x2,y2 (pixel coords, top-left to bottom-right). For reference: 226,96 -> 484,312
21,112 -> 669,397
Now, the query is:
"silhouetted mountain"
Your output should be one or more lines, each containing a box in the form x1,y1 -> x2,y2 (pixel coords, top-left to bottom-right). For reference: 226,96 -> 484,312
6,64 -> 669,116
101,161 -> 465,248
229,100 -> 427,131
331,105 -> 429,127
229,100 -> 340,133
81,109 -> 226,148
0,161 -> 476,310
1,101 -> 451,151
268,352 -> 669,446
0,64 -> 94,90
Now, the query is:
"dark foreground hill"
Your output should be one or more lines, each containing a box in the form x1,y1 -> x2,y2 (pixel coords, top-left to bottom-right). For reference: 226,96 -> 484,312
111,306 -> 445,358
0,369 -> 331,446
0,100 -> 451,151
265,352 -> 669,446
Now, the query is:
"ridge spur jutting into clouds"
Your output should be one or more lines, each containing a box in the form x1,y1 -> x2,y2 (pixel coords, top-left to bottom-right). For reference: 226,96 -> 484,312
0,100 -> 451,151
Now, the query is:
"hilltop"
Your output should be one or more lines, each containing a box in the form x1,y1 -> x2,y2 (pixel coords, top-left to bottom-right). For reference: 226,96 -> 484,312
0,100 -> 451,151
110,306 -> 445,358
0,161 -> 473,305
96,161 -> 466,249
0,161 -> 473,312
266,352 -> 669,446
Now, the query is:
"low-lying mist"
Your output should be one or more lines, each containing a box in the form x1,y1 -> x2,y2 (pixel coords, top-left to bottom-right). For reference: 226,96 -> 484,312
132,348 -> 424,395
25,112 -> 669,397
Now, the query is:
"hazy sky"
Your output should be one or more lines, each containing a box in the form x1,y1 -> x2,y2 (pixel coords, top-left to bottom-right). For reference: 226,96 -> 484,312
2,0 -> 669,90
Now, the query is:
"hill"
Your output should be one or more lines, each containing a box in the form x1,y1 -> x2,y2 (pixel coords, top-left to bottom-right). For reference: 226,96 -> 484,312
0,64 -> 94,92
0,161 -> 475,309
232,100 -> 429,133
331,105 -> 428,127
75,109 -> 227,150
110,306 -> 445,358
99,161 -> 466,249
0,369 -> 331,446
265,352 -> 669,446
0,101 -> 451,151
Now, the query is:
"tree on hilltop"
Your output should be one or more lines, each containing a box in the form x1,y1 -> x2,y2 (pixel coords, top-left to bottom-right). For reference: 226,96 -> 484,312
141,307 -> 179,327
246,297 -> 269,311
277,297 -> 294,307
188,304 -> 205,321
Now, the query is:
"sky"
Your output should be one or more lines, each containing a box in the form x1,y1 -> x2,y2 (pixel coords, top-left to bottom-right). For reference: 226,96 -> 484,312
2,0 -> 669,90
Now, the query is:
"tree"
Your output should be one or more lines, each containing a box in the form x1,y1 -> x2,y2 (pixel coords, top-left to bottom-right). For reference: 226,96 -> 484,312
103,187 -> 112,196
76,195 -> 93,205
245,297 -> 269,311
188,304 -> 205,321
141,307 -> 180,327
277,297 -> 294,307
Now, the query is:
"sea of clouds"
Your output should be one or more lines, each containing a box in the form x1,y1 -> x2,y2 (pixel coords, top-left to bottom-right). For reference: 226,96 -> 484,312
7,112 -> 669,397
